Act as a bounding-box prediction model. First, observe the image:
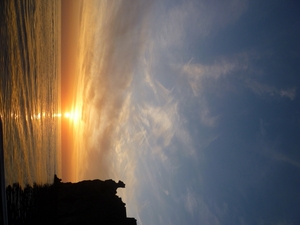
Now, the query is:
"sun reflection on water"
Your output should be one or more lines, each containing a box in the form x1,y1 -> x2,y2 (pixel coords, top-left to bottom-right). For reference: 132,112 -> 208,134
6,112 -> 69,121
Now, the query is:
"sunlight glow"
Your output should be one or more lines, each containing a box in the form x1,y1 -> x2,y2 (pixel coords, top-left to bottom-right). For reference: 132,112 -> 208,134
64,111 -> 80,122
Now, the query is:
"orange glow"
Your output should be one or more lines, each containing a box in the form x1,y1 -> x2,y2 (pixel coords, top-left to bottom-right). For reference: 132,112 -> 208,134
64,111 -> 80,121
61,0 -> 82,182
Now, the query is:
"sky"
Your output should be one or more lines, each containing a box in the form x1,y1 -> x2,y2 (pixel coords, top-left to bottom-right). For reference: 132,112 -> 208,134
61,0 -> 83,181
61,0 -> 300,224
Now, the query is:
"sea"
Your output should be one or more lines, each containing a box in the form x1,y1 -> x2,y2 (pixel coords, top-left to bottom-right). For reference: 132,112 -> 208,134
0,0 -> 61,188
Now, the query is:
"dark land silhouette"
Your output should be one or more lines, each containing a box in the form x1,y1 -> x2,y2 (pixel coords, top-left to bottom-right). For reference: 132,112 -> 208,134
4,175 -> 137,225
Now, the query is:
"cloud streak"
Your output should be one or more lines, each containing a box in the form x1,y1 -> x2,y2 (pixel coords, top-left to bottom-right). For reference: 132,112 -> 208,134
75,0 -> 153,181
182,59 -> 239,96
246,79 -> 297,100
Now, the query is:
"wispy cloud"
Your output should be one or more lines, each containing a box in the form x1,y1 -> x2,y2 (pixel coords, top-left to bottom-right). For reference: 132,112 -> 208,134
271,151 -> 300,168
258,132 -> 300,169
156,0 -> 248,49
182,189 -> 221,225
246,79 -> 297,100
279,88 -> 296,100
184,188 -> 198,215
181,54 -> 250,96
75,0 -> 153,181
181,52 -> 297,103
200,106 -> 220,127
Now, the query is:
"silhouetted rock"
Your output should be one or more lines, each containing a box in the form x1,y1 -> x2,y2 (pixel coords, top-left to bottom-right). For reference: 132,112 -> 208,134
6,175 -> 137,225
55,176 -> 135,225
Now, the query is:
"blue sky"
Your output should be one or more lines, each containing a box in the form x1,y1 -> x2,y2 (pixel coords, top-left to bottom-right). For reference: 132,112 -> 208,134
74,0 -> 300,224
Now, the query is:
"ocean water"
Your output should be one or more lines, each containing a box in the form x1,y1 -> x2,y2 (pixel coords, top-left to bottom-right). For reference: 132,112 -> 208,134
0,0 -> 61,187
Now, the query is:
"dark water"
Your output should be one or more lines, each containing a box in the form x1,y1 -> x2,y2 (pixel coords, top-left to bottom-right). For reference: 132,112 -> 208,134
0,0 -> 61,188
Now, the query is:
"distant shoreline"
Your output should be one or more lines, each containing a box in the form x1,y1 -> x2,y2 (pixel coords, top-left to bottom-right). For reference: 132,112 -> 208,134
0,118 -> 8,225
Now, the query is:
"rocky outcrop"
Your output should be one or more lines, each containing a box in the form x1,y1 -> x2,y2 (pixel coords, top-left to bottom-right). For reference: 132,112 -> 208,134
5,176 -> 137,225
55,175 -> 136,225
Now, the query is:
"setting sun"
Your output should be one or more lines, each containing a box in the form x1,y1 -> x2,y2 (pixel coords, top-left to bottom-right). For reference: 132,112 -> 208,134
64,111 -> 80,121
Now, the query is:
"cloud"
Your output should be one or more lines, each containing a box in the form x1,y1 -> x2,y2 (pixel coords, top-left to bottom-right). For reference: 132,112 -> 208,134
200,106 -> 220,127
156,0 -> 248,49
258,133 -> 300,169
279,88 -> 296,100
74,0 -> 153,181
182,191 -> 221,225
184,189 -> 198,215
181,54 -> 250,96
180,53 -> 296,103
246,79 -> 297,100
271,151 -> 300,168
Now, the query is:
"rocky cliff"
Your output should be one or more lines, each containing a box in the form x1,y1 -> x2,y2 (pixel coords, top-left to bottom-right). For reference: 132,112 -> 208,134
5,175 -> 137,225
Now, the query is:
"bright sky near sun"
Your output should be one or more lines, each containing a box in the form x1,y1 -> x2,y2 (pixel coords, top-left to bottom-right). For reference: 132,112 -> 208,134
61,0 -> 300,224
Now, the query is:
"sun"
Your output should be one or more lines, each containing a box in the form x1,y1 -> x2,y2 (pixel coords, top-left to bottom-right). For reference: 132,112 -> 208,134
64,111 -> 80,122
